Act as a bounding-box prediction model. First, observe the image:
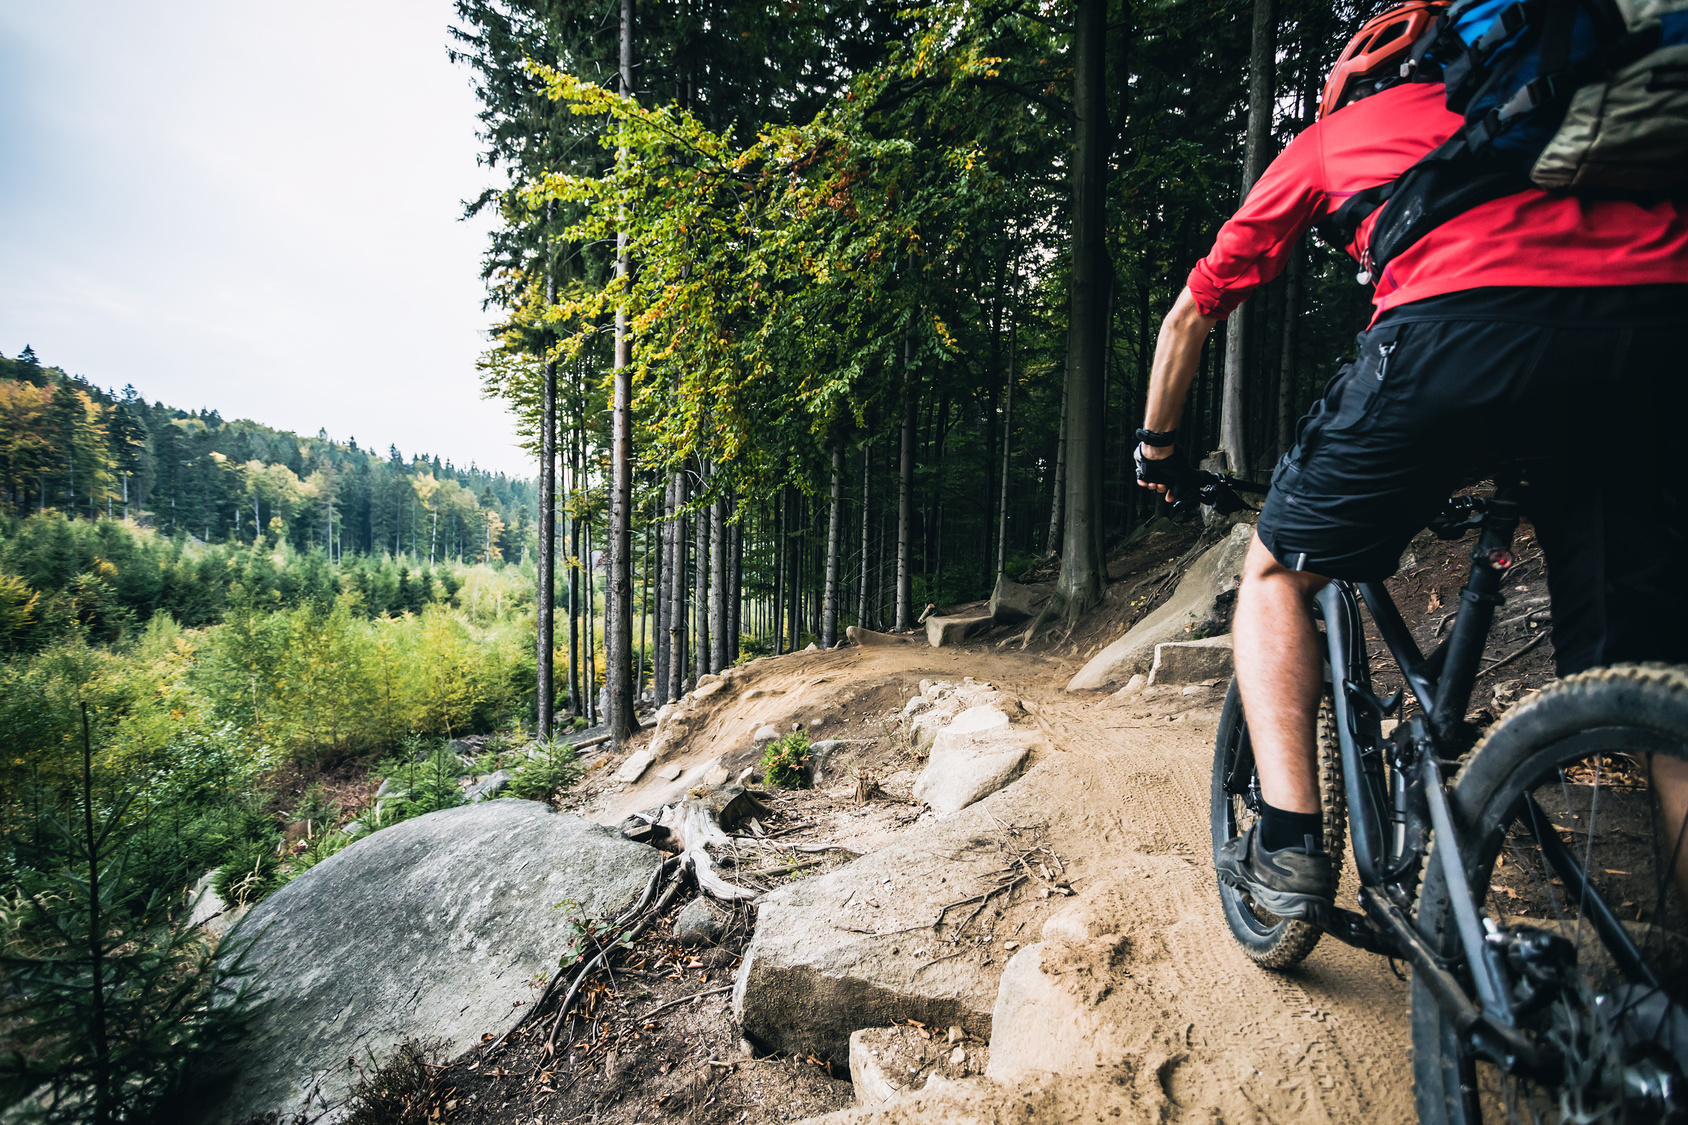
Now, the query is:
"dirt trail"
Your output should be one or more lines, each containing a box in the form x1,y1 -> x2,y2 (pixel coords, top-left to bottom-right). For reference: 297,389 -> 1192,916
532,632 -> 1416,1124
748,641 -> 1416,1124
1021,678 -> 1413,1124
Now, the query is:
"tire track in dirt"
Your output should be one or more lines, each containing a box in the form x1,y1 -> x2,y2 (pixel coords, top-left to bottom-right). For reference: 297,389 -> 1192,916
1023,684 -> 1415,1125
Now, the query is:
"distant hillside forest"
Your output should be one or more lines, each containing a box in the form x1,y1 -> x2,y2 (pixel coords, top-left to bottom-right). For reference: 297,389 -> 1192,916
0,346 -> 536,563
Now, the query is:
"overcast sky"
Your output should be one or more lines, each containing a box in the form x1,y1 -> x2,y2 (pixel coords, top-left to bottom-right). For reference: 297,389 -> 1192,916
0,1 -> 535,477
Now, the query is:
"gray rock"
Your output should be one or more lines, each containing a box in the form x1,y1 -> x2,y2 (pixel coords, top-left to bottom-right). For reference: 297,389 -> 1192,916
925,614 -> 993,648
1066,522 -> 1253,692
185,872 -> 249,938
1146,634 -> 1234,686
655,762 -> 683,782
446,738 -> 474,757
674,896 -> 726,947
733,799 -> 1023,1064
614,749 -> 654,783
196,800 -> 662,1125
465,769 -> 513,801
912,707 -> 1033,814
808,739 -> 847,779
987,574 -> 1045,625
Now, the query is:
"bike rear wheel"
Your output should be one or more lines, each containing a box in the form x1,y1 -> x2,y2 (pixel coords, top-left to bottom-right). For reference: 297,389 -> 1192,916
1412,663 -> 1688,1124
1211,678 -> 1347,969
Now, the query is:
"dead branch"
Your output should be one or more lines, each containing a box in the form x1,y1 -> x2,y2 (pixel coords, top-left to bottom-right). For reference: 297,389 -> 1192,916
1480,632 -> 1549,677
640,984 -> 734,1021
544,872 -> 688,1055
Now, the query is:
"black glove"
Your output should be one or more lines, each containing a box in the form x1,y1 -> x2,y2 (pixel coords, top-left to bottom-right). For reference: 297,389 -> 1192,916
1134,444 -> 1196,504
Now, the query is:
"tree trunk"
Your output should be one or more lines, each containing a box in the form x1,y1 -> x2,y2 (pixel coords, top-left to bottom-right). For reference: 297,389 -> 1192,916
693,466 -> 710,686
729,518 -> 742,663
666,472 -> 688,702
772,490 -> 786,653
857,439 -> 870,627
787,490 -> 802,648
567,422 -> 582,717
1046,388 -> 1067,556
997,311 -> 1016,575
1042,0 -> 1109,629
823,445 -> 842,647
584,501 -> 598,726
710,486 -> 728,673
537,342 -> 556,738
604,0 -> 636,745
895,339 -> 915,630
654,474 -> 671,705
1218,0 -> 1277,476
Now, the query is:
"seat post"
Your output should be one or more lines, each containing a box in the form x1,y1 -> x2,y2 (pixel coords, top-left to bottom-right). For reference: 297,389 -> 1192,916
1430,474 -> 1525,749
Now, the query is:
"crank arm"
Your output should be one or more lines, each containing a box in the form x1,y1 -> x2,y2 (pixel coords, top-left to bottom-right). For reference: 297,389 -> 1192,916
1317,907 -> 1396,956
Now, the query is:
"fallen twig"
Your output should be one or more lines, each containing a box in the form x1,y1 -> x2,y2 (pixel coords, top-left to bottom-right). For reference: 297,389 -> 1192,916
539,870 -> 688,1057
640,984 -> 734,1021
1480,632 -> 1549,677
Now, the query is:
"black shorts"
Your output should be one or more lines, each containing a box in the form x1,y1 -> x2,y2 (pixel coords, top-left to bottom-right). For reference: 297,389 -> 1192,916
1256,284 -> 1688,676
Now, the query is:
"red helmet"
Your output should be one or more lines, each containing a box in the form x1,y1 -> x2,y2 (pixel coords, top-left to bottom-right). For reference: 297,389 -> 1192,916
1319,1 -> 1448,119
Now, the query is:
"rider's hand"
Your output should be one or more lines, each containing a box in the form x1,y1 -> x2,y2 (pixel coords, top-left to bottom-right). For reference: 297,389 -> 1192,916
1134,443 -> 1192,504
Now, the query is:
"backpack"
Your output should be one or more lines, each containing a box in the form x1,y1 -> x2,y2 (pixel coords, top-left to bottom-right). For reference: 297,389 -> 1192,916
1322,0 -> 1688,283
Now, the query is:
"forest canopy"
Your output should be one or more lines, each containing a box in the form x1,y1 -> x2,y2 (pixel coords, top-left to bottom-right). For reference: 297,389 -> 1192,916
457,0 -> 1382,741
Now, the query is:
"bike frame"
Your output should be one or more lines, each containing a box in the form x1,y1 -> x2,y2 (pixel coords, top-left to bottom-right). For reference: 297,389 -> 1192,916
1308,473 -> 1546,1070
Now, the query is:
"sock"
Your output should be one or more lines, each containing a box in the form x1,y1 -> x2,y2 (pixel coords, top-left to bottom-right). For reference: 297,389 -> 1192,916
1259,801 -> 1322,853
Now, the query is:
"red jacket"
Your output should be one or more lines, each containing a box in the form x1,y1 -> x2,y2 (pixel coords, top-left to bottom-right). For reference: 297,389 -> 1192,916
1187,83 -> 1688,322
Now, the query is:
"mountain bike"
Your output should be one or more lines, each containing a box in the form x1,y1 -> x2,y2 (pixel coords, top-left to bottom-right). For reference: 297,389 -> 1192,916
1194,468 -> 1688,1124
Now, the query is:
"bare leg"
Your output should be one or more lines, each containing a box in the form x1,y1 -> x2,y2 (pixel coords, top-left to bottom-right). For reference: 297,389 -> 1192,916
1233,533 -> 1329,815
1651,753 -> 1688,905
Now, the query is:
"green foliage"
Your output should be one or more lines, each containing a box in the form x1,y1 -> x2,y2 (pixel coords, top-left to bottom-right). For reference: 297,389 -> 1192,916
760,731 -> 811,789
505,739 -> 582,802
0,353 -> 535,570
282,825 -> 356,883
736,633 -> 772,662
383,744 -> 468,824
0,728 -> 260,1125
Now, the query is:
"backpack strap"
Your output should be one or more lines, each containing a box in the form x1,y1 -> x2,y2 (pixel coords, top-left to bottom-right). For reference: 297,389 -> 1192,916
1313,180 -> 1398,253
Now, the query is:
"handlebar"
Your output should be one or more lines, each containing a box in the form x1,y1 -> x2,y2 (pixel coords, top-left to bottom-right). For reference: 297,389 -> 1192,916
1171,470 -> 1269,516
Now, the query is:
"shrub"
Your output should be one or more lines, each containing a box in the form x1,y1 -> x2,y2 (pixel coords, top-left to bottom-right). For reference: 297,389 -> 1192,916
383,744 -> 466,824
760,731 -> 811,788
0,725 -> 260,1125
341,1039 -> 447,1125
505,739 -> 581,801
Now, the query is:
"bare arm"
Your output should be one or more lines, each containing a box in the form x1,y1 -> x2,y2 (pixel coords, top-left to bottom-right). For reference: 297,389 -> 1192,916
1138,286 -> 1218,489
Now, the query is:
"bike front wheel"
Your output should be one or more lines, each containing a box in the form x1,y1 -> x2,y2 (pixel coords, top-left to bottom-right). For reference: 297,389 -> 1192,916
1412,663 -> 1688,1125
1210,677 -> 1347,969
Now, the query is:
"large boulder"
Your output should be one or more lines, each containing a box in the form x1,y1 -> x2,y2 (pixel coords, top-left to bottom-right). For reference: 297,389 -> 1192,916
1146,634 -> 1234,686
193,800 -> 663,1125
1065,521 -> 1253,692
924,614 -> 993,647
986,574 -> 1045,624
731,770 -> 1055,1065
911,706 -> 1034,814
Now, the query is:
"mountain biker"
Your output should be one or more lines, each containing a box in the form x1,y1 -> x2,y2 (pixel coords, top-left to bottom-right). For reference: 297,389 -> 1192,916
1134,0 -> 1688,922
